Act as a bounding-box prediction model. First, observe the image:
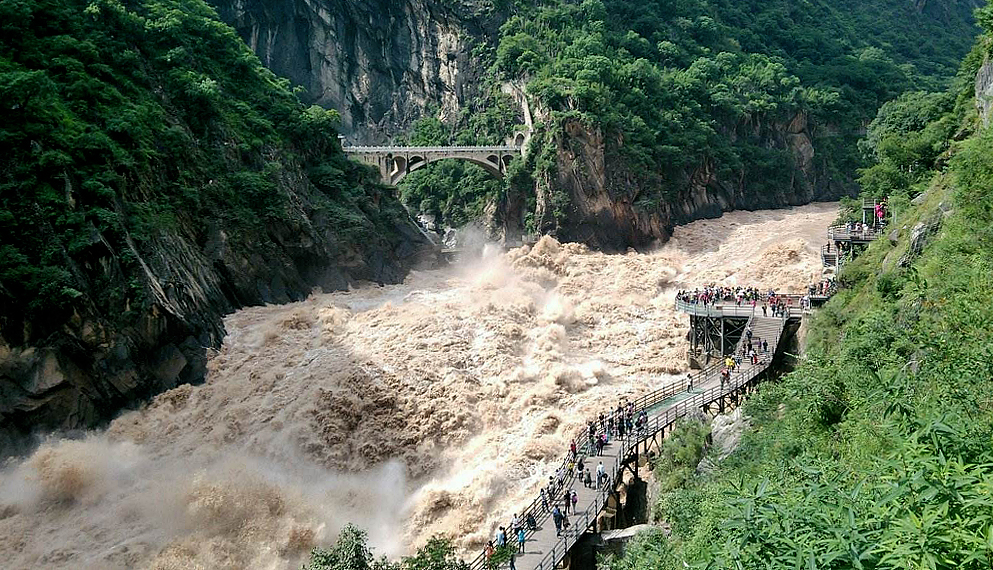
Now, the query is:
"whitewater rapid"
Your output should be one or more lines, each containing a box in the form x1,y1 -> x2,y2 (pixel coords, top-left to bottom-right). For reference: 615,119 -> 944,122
0,203 -> 837,569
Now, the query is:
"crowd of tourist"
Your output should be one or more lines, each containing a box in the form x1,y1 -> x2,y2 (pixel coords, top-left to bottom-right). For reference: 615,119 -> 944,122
808,277 -> 836,298
676,286 -> 767,306
844,220 -> 874,238
676,286 -> 801,317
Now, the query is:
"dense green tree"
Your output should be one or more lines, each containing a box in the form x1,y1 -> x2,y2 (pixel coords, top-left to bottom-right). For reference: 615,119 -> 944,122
0,0 -> 403,336
603,4 -> 993,568
399,0 -> 979,231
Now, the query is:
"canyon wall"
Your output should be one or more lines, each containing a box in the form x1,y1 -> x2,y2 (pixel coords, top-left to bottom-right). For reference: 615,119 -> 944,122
214,0 -> 498,143
527,113 -> 852,251
0,163 -> 427,452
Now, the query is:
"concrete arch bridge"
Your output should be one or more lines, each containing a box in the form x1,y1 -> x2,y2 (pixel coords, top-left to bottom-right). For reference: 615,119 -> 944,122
343,143 -> 522,186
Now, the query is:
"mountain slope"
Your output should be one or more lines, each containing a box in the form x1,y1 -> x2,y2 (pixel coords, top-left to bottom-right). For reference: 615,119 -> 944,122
0,0 -> 425,448
606,8 -> 993,567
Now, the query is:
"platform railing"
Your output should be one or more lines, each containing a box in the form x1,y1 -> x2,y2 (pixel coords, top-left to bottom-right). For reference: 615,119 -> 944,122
674,297 -> 803,318
521,363 -> 767,570
827,225 -> 880,241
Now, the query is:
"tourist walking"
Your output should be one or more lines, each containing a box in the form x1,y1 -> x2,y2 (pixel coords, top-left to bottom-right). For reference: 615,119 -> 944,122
517,526 -> 526,553
552,506 -> 563,536
584,467 -> 592,488
571,489 -> 578,513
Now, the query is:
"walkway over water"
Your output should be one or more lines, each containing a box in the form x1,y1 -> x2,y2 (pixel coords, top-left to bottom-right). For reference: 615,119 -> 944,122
474,304 -> 795,570
343,144 -> 522,185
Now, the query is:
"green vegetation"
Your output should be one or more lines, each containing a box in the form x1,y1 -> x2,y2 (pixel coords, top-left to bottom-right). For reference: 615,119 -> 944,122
401,0 -> 978,232
0,0 -> 404,336
301,526 -> 468,570
603,6 -> 993,567
652,418 -> 711,494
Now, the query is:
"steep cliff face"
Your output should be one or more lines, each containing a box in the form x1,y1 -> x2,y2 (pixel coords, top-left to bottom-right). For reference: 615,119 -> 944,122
214,0 -> 498,143
0,166 -> 427,452
977,53 -> 993,126
523,114 -> 852,252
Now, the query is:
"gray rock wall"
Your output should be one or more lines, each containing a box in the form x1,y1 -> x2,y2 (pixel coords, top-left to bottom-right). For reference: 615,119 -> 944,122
214,0 -> 496,143
523,115 -> 853,251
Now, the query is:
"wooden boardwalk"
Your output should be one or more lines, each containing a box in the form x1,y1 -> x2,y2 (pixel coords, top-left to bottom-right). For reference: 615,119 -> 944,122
473,310 -> 793,570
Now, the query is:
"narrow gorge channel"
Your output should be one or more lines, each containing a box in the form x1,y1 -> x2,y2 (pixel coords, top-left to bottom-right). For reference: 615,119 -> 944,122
0,204 -> 836,569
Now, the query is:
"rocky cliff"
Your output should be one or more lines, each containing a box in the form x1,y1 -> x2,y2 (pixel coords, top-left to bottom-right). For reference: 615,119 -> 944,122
977,53 -> 993,126
515,113 -> 853,252
0,170 -> 427,453
214,0 -> 498,143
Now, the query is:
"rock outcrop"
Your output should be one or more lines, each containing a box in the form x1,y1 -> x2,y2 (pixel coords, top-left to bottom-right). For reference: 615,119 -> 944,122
0,171 -> 427,453
524,114 -> 853,251
214,0 -> 498,143
976,53 -> 993,127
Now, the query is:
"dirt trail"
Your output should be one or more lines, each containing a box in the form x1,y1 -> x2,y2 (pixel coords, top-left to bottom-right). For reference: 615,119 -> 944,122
0,203 -> 836,569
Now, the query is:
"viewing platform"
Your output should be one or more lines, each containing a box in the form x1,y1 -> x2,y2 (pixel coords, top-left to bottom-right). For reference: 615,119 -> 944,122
674,296 -> 804,369
827,225 -> 880,243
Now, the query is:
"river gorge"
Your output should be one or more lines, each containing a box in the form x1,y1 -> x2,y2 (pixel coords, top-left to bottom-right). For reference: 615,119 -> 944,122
0,203 -> 835,569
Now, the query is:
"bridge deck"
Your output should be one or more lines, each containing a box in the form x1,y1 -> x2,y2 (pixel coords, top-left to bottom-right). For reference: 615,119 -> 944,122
480,314 -> 789,570
343,145 -> 519,153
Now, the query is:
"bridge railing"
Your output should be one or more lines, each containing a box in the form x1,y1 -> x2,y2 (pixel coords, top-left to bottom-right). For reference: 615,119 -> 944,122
827,225 -> 880,241
466,375 -> 688,570
674,297 -> 804,318
343,145 -> 520,153
467,371 -> 692,569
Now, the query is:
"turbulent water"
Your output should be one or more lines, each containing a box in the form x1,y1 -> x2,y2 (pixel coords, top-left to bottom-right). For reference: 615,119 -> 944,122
0,203 -> 837,569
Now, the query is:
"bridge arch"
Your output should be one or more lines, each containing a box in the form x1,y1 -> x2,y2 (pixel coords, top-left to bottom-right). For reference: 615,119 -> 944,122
343,145 -> 522,186
392,153 -> 506,185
